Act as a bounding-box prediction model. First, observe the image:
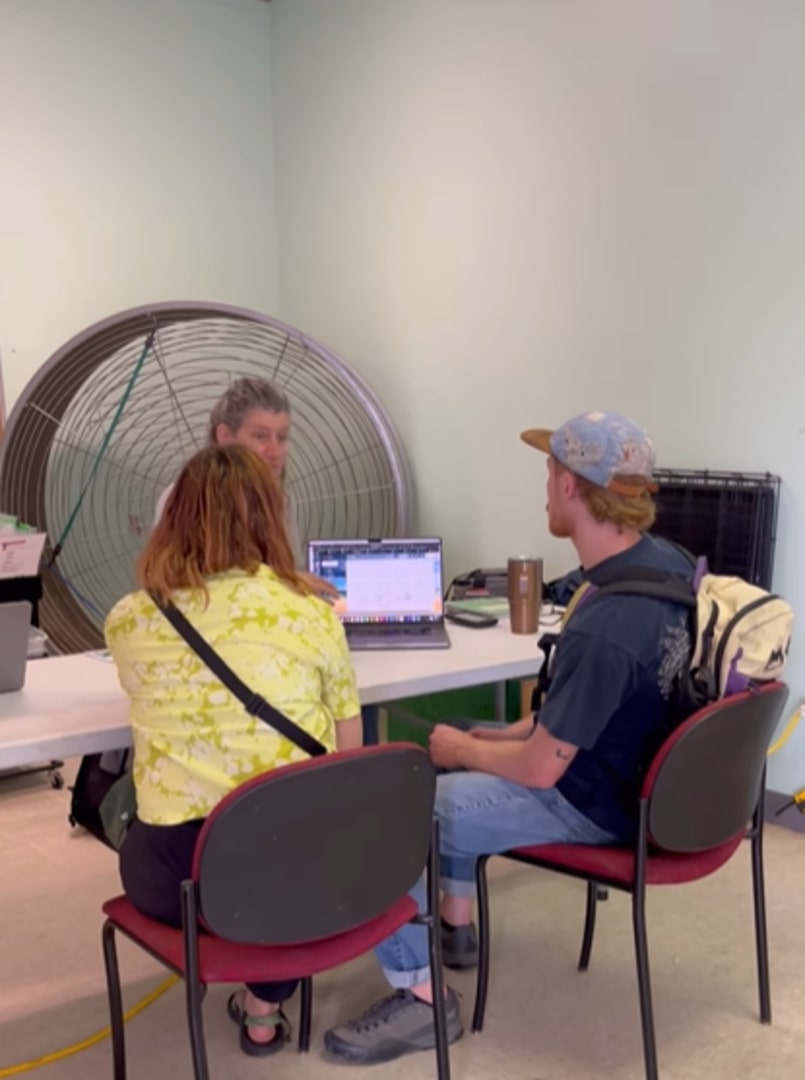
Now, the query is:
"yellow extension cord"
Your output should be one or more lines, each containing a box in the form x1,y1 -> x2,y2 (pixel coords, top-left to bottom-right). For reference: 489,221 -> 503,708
0,976 -> 179,1077
767,705 -> 804,757
767,705 -> 805,814
2,708 -> 803,1075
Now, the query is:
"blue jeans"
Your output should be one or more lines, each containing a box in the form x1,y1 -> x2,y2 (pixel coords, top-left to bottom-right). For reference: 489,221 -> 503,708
376,771 -> 618,988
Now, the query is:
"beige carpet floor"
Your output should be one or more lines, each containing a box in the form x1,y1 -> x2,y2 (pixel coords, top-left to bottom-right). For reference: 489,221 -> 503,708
0,762 -> 803,1080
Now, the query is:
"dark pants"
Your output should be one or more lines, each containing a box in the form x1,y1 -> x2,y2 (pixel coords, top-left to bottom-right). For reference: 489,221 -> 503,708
120,817 -> 298,1004
361,704 -> 379,744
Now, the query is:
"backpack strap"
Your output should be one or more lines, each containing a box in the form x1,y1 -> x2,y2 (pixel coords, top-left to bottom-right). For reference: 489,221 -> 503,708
530,580 -> 599,715
592,576 -> 697,607
561,580 -> 598,625
530,569 -> 697,717
579,570 -> 703,716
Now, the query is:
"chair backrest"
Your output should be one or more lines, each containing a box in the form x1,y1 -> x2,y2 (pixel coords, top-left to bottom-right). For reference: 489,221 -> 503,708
192,743 -> 436,945
642,682 -> 789,853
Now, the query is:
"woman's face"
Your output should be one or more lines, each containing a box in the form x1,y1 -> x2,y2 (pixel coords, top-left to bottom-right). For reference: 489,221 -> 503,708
216,408 -> 291,478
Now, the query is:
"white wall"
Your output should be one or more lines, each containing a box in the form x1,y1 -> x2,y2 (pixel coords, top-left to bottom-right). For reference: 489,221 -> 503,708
3,0 -> 803,792
269,0 -> 805,793
0,0 -> 276,412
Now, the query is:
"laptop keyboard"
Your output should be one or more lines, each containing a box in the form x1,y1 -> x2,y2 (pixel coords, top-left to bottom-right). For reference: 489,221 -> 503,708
346,625 -> 434,638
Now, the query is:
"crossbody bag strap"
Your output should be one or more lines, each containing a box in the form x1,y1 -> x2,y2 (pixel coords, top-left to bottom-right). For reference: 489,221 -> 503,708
151,594 -> 327,758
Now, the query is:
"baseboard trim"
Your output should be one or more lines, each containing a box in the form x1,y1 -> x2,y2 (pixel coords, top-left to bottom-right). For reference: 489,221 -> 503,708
764,789 -> 805,833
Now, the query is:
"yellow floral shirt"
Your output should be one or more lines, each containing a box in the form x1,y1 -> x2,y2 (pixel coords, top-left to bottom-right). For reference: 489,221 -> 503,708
104,566 -> 361,825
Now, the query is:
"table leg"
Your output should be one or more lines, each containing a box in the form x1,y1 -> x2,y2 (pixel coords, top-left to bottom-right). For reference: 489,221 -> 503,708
494,681 -> 507,724
361,704 -> 380,745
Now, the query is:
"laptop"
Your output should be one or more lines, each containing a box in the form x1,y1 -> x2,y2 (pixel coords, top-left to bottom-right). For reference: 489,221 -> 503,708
0,602 -> 32,693
308,537 -> 451,650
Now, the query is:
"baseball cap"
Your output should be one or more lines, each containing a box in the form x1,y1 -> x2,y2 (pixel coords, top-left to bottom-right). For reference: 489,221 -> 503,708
520,411 -> 657,497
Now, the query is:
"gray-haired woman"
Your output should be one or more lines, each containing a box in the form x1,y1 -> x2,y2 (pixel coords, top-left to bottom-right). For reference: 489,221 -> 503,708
154,377 -> 334,594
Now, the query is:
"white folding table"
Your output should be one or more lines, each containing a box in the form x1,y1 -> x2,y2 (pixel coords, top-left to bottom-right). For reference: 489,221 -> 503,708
0,620 -> 548,771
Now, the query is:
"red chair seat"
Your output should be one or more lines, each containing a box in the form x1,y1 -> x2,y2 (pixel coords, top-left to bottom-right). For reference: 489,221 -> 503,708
103,893 -> 418,983
507,832 -> 745,887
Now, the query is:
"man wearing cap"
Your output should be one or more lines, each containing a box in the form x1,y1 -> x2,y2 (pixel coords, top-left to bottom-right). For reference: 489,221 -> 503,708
325,411 -> 693,1065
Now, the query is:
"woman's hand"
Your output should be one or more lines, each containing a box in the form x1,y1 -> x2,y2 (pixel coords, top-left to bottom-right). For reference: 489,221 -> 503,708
335,715 -> 363,751
297,570 -> 340,599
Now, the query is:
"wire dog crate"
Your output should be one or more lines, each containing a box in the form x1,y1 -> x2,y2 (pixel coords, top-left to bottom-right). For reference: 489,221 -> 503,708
652,470 -> 781,590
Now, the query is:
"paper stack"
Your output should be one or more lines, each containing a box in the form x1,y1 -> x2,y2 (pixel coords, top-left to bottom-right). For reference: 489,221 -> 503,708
0,515 -> 47,580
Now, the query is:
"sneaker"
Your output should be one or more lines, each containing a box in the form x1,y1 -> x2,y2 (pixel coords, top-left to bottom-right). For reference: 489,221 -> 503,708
323,988 -> 464,1064
441,919 -> 479,970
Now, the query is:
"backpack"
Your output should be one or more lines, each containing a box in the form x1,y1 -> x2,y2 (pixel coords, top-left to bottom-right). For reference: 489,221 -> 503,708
537,550 -> 793,717
68,749 -> 132,850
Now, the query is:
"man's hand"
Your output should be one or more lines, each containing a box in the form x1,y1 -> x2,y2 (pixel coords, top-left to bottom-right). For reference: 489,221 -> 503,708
429,724 -> 472,770
430,719 -> 579,788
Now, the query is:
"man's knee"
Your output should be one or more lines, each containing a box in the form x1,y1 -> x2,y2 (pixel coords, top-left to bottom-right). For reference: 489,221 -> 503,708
433,771 -> 474,822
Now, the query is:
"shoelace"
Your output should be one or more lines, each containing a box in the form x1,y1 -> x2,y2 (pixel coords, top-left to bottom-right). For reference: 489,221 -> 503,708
352,990 -> 414,1032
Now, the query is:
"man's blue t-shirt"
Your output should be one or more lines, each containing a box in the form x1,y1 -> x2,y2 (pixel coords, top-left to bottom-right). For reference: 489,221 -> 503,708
538,535 -> 693,841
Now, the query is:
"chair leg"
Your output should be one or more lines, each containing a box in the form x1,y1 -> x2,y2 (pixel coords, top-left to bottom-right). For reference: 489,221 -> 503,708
424,820 -> 451,1080
298,977 -> 313,1052
101,921 -> 127,1080
181,882 -> 209,1080
632,891 -> 659,1080
750,823 -> 772,1023
184,978 -> 209,1080
428,916 -> 451,1080
471,855 -> 492,1034
578,881 -> 598,972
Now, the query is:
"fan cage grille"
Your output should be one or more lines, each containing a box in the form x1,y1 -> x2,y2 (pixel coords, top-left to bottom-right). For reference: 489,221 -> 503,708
0,303 -> 414,654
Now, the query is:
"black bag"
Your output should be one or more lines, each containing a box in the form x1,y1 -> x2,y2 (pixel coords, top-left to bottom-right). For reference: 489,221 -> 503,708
68,749 -> 132,848
69,596 -> 327,849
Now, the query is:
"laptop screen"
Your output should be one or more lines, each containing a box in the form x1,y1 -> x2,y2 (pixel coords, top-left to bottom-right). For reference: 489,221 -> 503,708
308,538 -> 444,625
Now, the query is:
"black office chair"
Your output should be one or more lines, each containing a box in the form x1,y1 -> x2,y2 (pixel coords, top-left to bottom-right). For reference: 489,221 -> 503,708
101,744 -> 452,1080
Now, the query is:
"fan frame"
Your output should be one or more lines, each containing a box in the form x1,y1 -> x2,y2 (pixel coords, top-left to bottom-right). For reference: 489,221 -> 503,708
0,300 -> 415,653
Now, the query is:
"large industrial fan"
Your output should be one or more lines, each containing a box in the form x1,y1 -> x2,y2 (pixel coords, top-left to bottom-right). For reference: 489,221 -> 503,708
0,302 -> 414,654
